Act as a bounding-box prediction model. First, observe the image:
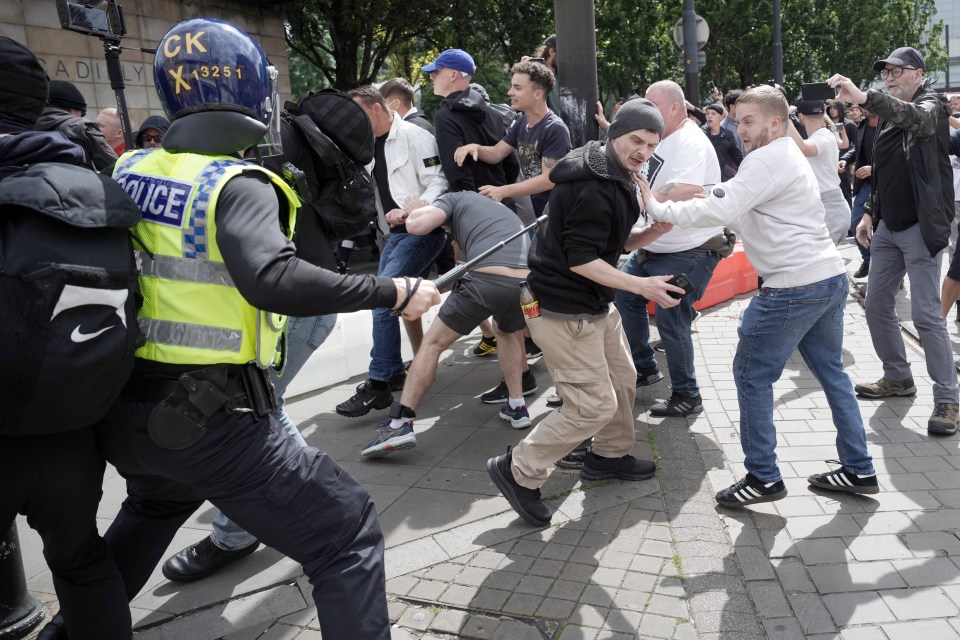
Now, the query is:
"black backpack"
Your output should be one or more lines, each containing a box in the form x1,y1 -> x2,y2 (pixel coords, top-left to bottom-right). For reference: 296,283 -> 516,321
0,161 -> 144,435
280,89 -> 378,241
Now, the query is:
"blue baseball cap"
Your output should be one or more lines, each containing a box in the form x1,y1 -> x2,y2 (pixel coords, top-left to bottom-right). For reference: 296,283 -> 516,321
421,49 -> 476,75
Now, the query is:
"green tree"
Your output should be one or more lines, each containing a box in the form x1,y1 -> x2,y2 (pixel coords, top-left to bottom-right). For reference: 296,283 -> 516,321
284,0 -> 451,89
594,0 -> 677,106
828,0 -> 944,87
697,0 -> 944,99
289,49 -> 330,96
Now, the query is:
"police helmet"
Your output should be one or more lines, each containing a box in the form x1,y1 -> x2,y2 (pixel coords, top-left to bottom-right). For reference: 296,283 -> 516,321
154,18 -> 281,156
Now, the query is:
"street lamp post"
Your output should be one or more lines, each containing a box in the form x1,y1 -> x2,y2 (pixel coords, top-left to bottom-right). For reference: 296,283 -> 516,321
773,0 -> 783,85
682,0 -> 700,105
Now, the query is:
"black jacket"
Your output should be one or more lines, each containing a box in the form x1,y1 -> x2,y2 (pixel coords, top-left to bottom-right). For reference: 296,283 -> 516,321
528,141 -> 639,316
851,117 -> 878,196
863,85 -> 954,257
34,106 -> 117,172
433,88 -> 519,204
701,125 -> 743,181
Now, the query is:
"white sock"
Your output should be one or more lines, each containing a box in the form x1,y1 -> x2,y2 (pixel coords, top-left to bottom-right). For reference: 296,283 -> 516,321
508,397 -> 524,409
389,418 -> 411,430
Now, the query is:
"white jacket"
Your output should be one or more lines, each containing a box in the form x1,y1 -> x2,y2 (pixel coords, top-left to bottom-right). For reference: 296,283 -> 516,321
368,112 -> 448,234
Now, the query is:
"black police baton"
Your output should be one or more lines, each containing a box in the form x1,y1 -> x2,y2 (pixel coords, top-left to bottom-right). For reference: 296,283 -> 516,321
434,213 -> 547,290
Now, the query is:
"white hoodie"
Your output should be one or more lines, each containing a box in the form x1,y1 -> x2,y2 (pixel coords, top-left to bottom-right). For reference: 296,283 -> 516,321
646,136 -> 844,289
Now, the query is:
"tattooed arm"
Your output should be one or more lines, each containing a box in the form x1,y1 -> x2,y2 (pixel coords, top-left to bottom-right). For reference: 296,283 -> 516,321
651,181 -> 703,203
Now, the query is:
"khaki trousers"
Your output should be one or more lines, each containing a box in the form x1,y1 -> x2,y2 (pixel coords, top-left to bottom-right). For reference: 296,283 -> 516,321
511,304 -> 638,489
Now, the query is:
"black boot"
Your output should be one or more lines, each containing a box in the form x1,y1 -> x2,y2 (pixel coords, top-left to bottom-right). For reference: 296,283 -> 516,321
37,615 -> 67,640
162,536 -> 260,583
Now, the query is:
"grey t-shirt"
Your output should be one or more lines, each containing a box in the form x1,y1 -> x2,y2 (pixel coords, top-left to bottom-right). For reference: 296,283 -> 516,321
434,191 -> 528,270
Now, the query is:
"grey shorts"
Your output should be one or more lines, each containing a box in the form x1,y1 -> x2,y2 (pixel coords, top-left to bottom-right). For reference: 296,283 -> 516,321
439,271 -> 526,335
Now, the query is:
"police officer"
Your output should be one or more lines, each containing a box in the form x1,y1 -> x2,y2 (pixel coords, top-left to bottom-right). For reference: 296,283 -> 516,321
36,18 -> 438,640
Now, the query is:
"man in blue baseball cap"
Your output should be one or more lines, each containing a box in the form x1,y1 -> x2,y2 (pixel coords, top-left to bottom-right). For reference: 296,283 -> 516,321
422,47 -> 519,210
421,48 -> 476,76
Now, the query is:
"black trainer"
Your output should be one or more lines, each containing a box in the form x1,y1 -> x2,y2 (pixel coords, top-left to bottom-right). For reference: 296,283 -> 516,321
555,438 -> 591,469
853,260 -> 869,279
580,450 -> 656,481
472,335 -> 497,357
486,448 -> 552,526
716,473 -> 787,507
650,392 -> 703,417
636,366 -> 664,387
388,370 -> 407,392
807,462 -> 879,494
480,371 -> 538,404
335,379 -> 393,417
525,337 -> 542,358
36,615 -> 67,640
162,536 -> 260,583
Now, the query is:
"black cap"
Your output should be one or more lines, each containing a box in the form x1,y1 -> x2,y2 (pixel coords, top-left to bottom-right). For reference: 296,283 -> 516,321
873,46 -> 925,72
0,36 -> 49,128
796,100 -> 825,116
48,80 -> 87,115
543,34 -> 557,48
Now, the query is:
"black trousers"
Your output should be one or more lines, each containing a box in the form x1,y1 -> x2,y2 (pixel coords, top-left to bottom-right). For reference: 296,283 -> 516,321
95,386 -> 390,640
0,427 -> 131,640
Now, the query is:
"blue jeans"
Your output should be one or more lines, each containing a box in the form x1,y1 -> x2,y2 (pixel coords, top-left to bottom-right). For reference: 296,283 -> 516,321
211,313 -> 337,551
369,231 -> 446,381
614,248 -> 720,397
851,182 -> 871,262
734,274 -> 874,482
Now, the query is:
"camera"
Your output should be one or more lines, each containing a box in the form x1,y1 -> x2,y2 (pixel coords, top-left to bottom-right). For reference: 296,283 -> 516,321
56,0 -> 126,40
529,57 -> 545,64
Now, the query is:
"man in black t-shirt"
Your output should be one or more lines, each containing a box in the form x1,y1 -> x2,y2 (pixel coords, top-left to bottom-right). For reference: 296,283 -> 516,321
454,60 -> 571,216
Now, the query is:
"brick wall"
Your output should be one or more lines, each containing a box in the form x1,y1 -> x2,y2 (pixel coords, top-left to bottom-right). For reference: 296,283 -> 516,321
0,0 -> 289,135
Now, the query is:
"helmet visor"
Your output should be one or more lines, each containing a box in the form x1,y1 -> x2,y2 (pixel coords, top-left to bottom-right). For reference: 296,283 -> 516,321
257,66 -> 282,157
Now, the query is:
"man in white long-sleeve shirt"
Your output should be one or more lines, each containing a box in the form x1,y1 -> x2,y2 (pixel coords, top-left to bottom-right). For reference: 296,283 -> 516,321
640,85 -> 877,508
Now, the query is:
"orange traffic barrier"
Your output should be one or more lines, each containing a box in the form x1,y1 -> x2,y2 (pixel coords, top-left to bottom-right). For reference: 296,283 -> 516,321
648,241 -> 758,315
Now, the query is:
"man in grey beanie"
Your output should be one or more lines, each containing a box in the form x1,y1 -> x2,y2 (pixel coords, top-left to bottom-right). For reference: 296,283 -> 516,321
487,98 -> 685,526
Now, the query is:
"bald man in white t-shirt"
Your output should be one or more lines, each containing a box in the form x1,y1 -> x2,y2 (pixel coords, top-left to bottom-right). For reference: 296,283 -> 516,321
614,80 -> 724,418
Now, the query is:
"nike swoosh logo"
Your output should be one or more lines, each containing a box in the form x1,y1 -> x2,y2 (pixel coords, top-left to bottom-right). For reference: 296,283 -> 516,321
70,325 -> 115,343
362,398 -> 376,406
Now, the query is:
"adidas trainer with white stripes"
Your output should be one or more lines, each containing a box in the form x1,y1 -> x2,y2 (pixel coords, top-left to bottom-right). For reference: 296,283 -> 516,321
807,465 -> 879,494
715,474 -> 787,507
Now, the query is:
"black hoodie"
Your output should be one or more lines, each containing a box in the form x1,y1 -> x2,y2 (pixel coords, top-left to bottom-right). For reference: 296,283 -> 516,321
434,87 -> 519,207
34,106 -> 118,172
528,141 -> 640,316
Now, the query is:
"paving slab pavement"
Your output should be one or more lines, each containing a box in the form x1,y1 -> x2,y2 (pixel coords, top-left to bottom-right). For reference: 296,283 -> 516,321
17,241 -> 960,639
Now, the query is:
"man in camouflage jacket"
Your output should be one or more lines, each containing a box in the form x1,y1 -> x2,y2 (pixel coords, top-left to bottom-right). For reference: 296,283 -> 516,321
829,46 -> 959,435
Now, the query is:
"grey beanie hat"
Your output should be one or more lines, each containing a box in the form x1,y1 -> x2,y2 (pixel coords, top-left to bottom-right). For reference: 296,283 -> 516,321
608,98 -> 664,139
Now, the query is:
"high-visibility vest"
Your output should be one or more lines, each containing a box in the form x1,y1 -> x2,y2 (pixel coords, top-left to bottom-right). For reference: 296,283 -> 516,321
113,148 -> 299,368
